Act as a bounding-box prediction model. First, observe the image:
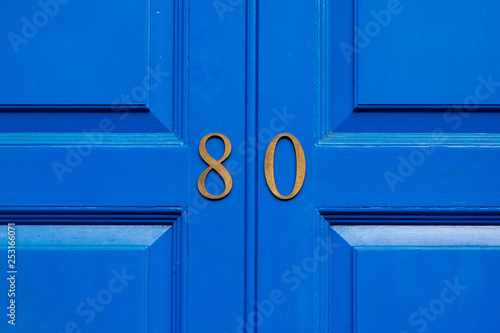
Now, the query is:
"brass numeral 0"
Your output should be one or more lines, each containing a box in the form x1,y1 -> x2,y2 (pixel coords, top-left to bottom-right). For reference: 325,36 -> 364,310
264,133 -> 306,200
198,133 -> 233,200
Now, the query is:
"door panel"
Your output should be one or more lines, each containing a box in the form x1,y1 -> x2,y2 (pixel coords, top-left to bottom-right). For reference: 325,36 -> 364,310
1,0 -> 149,106
1,224 -> 177,332
331,226 -> 500,333
356,0 -> 500,105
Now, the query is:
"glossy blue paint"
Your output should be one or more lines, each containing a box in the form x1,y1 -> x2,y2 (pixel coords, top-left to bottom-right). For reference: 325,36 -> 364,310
3,0 -> 500,331
187,0 -> 247,330
357,0 -> 500,106
0,0 -> 245,331
0,0 -> 176,135
0,225 -> 173,332
332,226 -> 500,332
1,0 -> 149,105
256,0 -> 500,332
330,0 -> 500,133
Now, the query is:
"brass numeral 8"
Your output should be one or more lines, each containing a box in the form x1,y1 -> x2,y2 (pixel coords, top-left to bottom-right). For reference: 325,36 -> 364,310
197,133 -> 233,200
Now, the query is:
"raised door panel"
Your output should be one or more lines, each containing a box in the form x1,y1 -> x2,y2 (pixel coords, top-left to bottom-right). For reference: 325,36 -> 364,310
1,0 -> 148,106
0,0 -> 175,114
330,225 -> 500,332
0,221 -> 184,332
0,0 -> 188,207
356,0 -> 500,106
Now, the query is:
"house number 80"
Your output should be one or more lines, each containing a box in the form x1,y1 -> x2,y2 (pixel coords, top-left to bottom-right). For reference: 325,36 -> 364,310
198,133 -> 306,200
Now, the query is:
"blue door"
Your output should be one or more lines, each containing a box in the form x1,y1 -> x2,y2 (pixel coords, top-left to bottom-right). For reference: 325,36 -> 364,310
4,0 -> 500,332
253,0 -> 500,332
1,0 -> 247,332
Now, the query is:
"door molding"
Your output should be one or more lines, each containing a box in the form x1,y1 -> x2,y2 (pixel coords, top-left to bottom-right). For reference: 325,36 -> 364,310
315,207 -> 500,332
0,0 -> 188,145
0,207 -> 187,332
314,0 -> 500,143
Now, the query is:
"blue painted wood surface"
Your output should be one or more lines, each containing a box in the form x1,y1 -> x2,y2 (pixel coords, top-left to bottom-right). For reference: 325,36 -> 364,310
357,0 -> 500,106
0,0 -> 245,332
332,226 -> 500,332
1,0 -> 149,105
2,0 -> 500,332
0,225 -> 172,332
256,0 -> 500,332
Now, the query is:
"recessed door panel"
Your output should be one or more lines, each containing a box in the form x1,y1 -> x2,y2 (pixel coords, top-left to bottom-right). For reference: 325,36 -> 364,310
331,225 -> 500,333
357,0 -> 500,106
1,0 -> 149,106
0,225 -> 175,332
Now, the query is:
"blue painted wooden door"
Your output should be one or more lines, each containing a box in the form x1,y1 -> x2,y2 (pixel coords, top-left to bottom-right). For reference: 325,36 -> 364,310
0,1 -> 247,332
4,1 -> 500,332
253,0 -> 500,332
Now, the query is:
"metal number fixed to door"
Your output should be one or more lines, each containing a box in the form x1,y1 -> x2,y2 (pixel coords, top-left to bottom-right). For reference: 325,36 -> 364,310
198,132 -> 306,200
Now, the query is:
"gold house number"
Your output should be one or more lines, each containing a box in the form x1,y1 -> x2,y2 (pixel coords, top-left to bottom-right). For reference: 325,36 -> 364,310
264,133 -> 306,200
198,132 -> 306,200
198,133 -> 233,200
